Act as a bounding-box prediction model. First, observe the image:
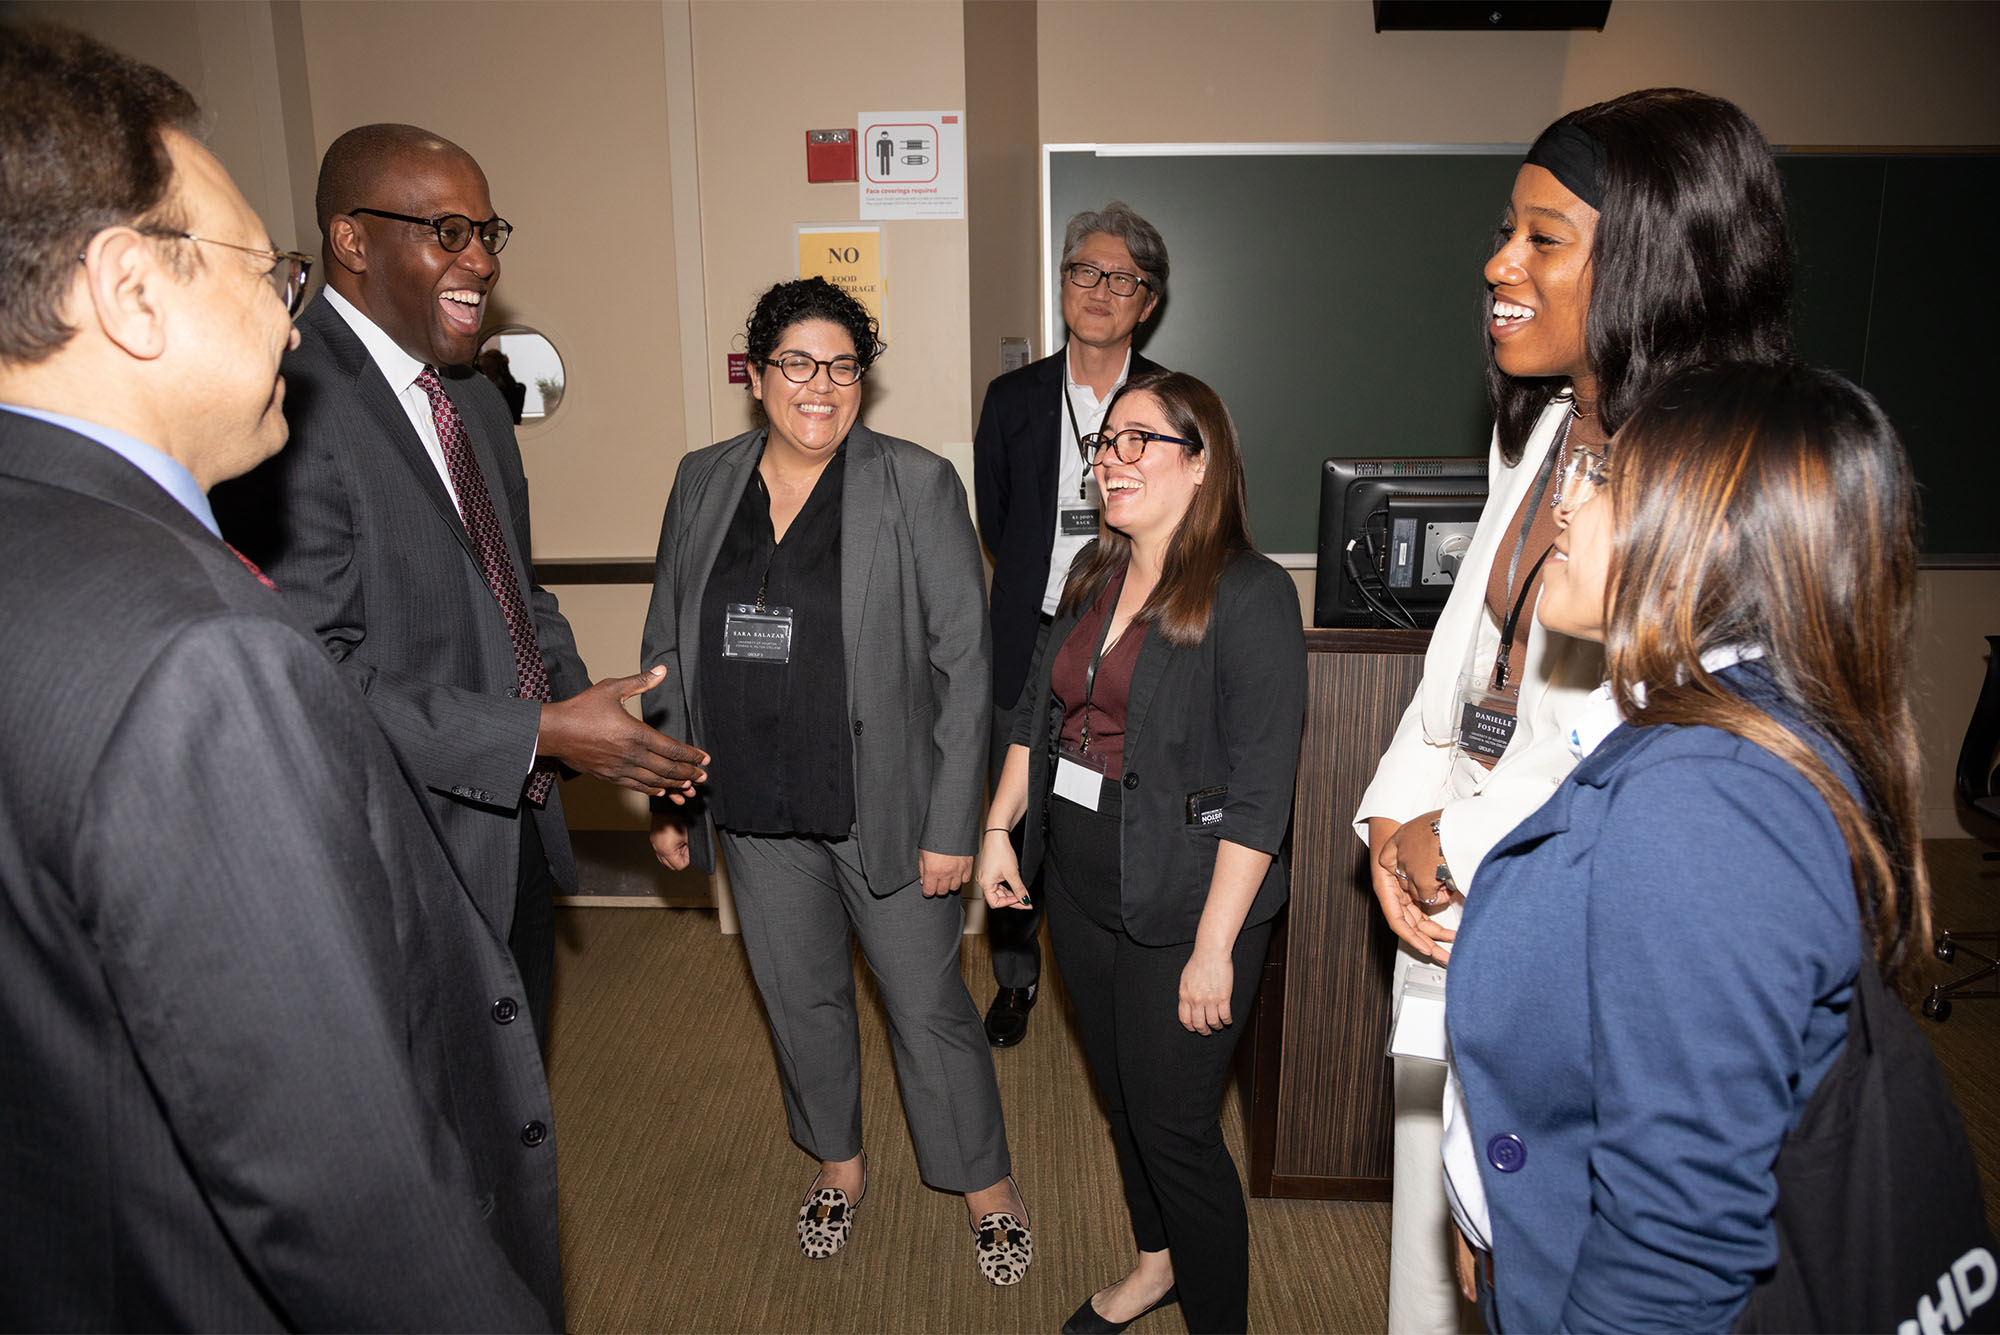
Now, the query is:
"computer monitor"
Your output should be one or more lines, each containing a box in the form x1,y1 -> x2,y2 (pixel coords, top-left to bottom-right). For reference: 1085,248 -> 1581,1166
1314,456 -> 1490,629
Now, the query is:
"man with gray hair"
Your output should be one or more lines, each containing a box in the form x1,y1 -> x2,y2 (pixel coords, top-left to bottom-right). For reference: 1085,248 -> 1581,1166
972,201 -> 1169,1046
0,24 -> 558,1329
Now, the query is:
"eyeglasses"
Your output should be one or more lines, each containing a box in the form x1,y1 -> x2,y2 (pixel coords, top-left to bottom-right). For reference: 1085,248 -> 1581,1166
1078,427 -> 1199,466
1064,262 -> 1151,299
347,208 -> 513,255
1554,444 -> 1612,508
140,229 -> 314,317
765,353 -> 866,386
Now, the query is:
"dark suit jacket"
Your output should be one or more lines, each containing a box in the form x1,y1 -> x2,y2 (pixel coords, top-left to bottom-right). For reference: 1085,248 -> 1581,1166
1012,549 -> 1306,945
639,425 -> 990,889
973,347 -> 1165,709
215,294 -> 590,928
0,414 -> 560,1330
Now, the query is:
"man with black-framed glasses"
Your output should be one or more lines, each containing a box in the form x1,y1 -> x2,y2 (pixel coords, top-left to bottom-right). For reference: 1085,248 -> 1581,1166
971,202 -> 1171,1048
216,124 -> 706,1065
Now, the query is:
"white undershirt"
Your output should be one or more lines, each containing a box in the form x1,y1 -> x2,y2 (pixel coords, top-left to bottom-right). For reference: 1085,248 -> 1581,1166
1042,344 -> 1130,615
323,287 -> 465,519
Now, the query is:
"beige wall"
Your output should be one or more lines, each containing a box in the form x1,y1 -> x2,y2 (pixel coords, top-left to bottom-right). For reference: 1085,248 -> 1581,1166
19,0 -> 1999,835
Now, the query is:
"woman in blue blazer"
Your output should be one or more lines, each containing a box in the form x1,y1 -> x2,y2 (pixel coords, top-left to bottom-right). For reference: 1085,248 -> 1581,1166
1447,363 -> 1932,1332
979,371 -> 1307,1334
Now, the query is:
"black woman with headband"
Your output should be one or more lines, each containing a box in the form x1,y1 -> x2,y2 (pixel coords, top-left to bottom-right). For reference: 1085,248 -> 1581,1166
1351,90 -> 1795,1332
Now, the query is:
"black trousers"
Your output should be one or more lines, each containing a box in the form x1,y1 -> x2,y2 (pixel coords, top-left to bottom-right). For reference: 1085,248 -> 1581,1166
512,812 -> 557,1055
986,616 -> 1055,991
1046,788 -> 1273,1335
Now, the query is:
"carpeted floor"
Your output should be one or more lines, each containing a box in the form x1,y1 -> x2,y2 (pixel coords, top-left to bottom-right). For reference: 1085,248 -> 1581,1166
545,838 -> 2000,1333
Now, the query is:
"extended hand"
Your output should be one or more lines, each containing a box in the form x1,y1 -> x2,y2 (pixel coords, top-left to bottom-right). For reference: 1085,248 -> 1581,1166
1369,814 -> 1457,962
649,810 -> 691,870
1178,945 -> 1235,1035
918,848 -> 972,898
974,830 -> 1030,910
538,666 -> 708,797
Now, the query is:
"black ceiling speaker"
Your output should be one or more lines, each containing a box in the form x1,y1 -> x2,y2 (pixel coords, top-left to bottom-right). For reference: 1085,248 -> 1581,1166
1374,1 -> 1611,31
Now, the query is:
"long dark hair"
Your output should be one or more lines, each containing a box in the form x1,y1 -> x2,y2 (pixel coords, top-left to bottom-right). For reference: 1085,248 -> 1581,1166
1490,88 -> 1795,463
1604,362 -> 1927,990
1060,370 -> 1252,647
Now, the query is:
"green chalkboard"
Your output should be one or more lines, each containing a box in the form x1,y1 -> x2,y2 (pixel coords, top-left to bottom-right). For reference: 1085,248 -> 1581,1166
1047,147 -> 1999,559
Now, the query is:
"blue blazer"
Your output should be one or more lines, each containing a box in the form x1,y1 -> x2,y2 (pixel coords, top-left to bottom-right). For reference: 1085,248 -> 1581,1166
1448,664 -> 1860,1333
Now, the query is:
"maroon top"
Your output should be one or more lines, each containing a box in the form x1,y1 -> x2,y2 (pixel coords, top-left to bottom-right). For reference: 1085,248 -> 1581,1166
1052,576 -> 1149,777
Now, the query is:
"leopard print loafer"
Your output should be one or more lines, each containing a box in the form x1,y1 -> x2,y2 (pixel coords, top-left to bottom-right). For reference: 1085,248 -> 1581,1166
797,1184 -> 859,1258
972,1207 -> 1034,1286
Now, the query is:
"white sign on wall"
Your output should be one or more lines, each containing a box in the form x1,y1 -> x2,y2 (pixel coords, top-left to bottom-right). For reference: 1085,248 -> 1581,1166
859,110 -> 964,220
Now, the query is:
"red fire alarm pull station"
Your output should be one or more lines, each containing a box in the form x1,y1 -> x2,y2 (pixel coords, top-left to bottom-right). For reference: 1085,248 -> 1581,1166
806,129 -> 857,183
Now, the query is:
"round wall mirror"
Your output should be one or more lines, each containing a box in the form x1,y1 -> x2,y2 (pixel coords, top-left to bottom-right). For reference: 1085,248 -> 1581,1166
476,328 -> 566,424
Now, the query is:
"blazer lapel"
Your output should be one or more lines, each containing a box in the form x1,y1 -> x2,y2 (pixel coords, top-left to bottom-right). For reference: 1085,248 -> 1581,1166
675,432 -> 761,725
840,426 -> 886,677
1121,614 -> 1173,774
305,299 -> 478,567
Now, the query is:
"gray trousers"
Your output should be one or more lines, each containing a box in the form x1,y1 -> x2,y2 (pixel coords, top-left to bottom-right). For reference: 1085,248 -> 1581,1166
719,828 -> 1011,1193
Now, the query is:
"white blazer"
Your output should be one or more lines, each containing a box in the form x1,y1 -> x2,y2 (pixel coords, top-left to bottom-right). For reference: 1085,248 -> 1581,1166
1353,398 -> 1606,903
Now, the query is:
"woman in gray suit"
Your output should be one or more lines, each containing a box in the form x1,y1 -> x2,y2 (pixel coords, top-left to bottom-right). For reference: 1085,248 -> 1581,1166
640,278 -> 1030,1285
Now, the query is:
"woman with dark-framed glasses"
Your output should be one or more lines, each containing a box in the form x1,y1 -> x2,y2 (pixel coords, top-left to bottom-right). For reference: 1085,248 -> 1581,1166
978,370 -> 1306,1333
639,277 -> 1031,1285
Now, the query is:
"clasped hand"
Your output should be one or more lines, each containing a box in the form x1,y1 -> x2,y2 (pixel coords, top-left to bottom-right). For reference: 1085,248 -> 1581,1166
1369,811 -> 1459,962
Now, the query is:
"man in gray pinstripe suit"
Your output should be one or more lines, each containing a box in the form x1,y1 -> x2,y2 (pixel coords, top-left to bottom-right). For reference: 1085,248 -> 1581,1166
216,124 -> 705,1051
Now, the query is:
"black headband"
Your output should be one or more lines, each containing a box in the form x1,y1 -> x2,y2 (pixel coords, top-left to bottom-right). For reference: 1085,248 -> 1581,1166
1523,122 -> 1606,213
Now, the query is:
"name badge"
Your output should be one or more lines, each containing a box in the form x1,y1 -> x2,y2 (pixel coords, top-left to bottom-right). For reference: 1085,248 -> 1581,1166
722,604 -> 793,662
1186,785 -> 1226,828
1053,744 -> 1107,811
1455,672 -> 1518,763
1059,508 -> 1099,537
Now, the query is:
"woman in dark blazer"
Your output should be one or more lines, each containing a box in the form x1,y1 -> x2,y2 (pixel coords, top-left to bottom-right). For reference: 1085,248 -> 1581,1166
978,370 -> 1306,1333
1449,363 -> 1932,1331
640,278 -> 1029,1285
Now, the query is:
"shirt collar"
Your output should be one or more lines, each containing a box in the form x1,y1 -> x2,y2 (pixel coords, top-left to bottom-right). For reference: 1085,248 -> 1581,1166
1063,344 -> 1133,401
1567,643 -> 1765,760
0,403 -> 219,537
324,285 -> 429,393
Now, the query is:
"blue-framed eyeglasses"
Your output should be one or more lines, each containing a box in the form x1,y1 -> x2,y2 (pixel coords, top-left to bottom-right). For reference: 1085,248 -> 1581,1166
1079,427 -> 1199,466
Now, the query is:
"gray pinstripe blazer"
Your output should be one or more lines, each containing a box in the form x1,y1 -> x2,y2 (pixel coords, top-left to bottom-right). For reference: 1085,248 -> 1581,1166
639,424 -> 990,892
214,294 -> 590,927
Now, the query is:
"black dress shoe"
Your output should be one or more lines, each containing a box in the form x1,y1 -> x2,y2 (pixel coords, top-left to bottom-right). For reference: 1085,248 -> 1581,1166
1061,1286 -> 1179,1333
984,985 -> 1037,1047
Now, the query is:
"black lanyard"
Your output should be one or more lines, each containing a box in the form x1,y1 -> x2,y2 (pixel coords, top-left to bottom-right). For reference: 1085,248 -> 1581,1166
1077,568 -> 1128,756
1062,386 -> 1092,501
1490,411 -> 1572,692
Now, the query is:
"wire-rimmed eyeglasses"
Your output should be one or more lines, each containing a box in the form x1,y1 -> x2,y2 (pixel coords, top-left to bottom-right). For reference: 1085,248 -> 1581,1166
765,353 -> 866,386
347,208 -> 513,255
1064,262 -> 1151,299
141,229 -> 314,318
1554,443 -> 1612,509
1079,427 -> 1199,466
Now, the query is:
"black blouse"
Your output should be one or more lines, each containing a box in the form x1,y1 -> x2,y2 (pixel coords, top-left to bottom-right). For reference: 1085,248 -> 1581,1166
697,447 -> 854,837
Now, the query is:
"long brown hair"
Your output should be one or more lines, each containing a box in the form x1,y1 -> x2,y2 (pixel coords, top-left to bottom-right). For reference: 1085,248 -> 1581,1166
1060,370 -> 1252,647
1603,362 -> 1928,989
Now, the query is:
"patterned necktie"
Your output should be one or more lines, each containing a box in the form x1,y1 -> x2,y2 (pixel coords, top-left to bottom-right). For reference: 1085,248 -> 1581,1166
418,368 -> 556,804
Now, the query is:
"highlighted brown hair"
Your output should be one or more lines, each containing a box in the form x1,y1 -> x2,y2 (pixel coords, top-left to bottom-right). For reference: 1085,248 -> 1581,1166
1604,362 -> 1928,989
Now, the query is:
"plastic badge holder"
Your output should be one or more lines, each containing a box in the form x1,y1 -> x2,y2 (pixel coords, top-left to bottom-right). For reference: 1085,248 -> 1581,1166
1388,960 -> 1450,1064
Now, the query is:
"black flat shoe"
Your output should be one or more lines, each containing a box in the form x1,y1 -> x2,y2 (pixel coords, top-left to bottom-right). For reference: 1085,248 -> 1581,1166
1060,1285 -> 1179,1334
984,985 -> 1037,1047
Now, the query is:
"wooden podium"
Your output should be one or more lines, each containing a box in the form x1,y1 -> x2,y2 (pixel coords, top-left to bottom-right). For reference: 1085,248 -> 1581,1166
1246,627 -> 1430,1200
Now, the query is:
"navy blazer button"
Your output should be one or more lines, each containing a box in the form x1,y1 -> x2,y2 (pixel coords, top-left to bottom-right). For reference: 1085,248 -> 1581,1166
492,997 -> 518,1024
852,720 -> 864,736
1486,1133 -> 1526,1173
1123,773 -> 1139,790
521,1120 -> 548,1147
